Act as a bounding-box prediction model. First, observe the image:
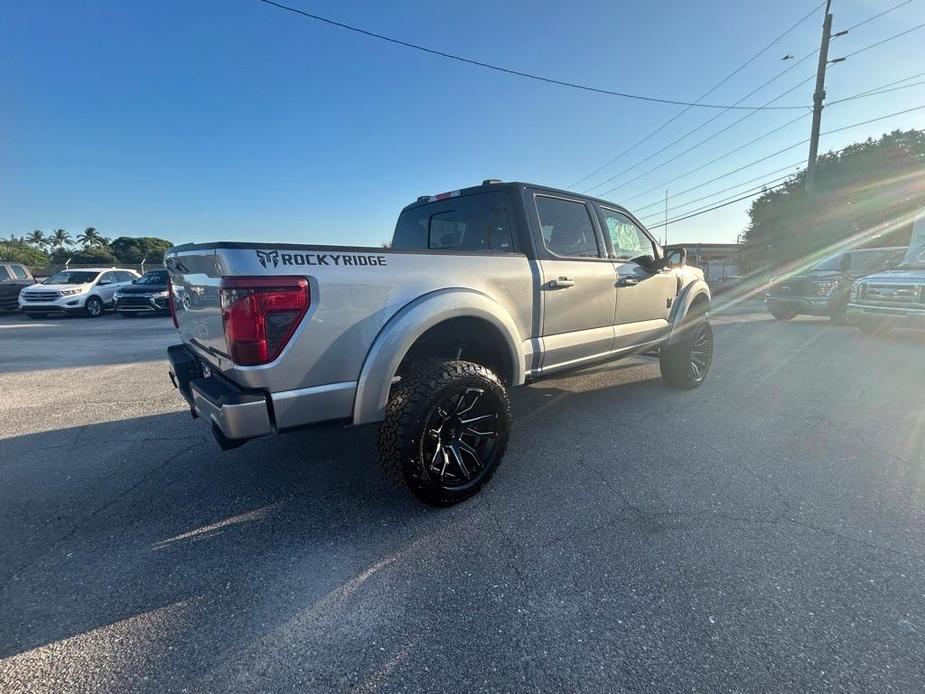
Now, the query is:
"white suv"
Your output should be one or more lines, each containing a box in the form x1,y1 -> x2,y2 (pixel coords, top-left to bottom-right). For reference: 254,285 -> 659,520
19,267 -> 140,318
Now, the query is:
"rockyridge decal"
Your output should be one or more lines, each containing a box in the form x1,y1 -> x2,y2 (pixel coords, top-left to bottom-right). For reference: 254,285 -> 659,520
256,249 -> 387,269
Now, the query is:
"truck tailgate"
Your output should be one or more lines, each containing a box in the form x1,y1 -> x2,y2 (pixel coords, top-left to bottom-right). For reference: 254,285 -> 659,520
166,248 -> 228,364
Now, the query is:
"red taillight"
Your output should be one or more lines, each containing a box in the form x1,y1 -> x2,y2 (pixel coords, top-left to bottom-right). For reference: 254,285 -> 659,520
168,278 -> 179,328
219,277 -> 310,366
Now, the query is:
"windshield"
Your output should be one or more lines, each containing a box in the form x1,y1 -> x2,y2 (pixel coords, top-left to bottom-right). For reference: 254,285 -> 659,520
809,253 -> 844,271
42,271 -> 99,285
899,244 -> 925,268
135,270 -> 169,285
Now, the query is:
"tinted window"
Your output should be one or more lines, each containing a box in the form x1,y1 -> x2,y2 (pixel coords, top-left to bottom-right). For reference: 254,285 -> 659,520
43,271 -> 99,285
137,270 -> 168,285
0,266 -> 11,280
11,265 -> 29,279
601,209 -> 655,260
848,250 -> 895,273
392,192 -> 513,253
810,253 -> 844,271
535,196 -> 600,258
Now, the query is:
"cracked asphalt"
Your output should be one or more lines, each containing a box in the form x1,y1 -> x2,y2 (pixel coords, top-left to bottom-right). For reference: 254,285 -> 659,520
1,306 -> 923,693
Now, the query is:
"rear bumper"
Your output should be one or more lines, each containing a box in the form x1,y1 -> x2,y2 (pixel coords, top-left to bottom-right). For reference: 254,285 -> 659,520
167,344 -> 357,448
846,303 -> 925,329
167,344 -> 274,445
765,295 -> 838,316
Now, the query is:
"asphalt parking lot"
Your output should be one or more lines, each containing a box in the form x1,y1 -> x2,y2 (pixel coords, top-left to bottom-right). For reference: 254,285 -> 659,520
1,306 -> 923,693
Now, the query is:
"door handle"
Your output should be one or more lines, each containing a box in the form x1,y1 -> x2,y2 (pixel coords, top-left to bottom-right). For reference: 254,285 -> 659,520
548,277 -> 575,289
617,277 -> 639,287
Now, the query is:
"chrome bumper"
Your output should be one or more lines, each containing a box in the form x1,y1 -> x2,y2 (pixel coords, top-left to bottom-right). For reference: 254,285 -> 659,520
167,344 -> 357,449
846,303 -> 925,329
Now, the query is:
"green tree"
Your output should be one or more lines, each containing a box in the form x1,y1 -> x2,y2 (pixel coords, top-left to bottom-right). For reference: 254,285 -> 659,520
69,245 -> 118,265
110,236 -> 173,263
77,227 -> 108,248
50,229 -> 73,250
742,129 -> 925,273
0,238 -> 49,265
26,230 -> 47,248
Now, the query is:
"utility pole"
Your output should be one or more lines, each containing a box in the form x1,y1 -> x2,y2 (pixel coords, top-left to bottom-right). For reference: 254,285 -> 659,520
805,0 -> 834,192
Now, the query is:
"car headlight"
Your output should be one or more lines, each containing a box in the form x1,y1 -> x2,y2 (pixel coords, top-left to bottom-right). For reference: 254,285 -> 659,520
113,291 -> 124,299
151,290 -> 169,299
850,282 -> 862,301
59,288 -> 84,296
812,279 -> 838,296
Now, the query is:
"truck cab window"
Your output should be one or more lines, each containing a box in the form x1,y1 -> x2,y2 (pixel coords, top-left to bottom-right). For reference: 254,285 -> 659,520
392,191 -> 513,253
535,196 -> 600,258
602,209 -> 655,261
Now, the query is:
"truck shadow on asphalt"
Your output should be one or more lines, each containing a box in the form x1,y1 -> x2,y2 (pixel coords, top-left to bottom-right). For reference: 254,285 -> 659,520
0,360 -> 668,663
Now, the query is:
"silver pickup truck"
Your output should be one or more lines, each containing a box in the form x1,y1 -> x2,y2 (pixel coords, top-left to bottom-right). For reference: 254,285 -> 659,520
165,180 -> 713,505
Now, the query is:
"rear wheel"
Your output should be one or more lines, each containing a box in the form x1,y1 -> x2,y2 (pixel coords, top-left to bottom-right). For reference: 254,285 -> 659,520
84,296 -> 103,317
660,309 -> 714,389
378,359 -> 511,506
769,308 -> 798,320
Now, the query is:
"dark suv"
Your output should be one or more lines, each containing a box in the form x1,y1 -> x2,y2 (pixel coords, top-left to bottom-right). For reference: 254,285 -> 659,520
113,269 -> 170,316
0,262 -> 35,311
765,247 -> 905,322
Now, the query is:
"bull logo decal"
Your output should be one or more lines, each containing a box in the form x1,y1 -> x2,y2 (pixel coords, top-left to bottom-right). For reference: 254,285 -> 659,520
256,249 -> 280,268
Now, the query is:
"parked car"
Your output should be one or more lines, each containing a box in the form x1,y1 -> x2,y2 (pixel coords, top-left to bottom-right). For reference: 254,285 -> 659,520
764,246 -> 905,322
18,267 -> 140,318
165,180 -> 713,505
114,269 -> 170,317
0,262 -> 35,312
847,244 -> 925,334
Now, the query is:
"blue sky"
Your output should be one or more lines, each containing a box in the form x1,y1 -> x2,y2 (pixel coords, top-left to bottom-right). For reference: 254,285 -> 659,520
2,0 -> 923,248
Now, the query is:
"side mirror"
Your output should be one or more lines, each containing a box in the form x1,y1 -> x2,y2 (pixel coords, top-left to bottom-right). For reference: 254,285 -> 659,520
664,247 -> 687,268
98,279 -> 111,286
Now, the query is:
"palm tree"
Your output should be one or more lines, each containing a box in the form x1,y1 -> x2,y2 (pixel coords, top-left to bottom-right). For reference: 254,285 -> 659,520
26,230 -> 46,248
77,227 -> 104,248
50,229 -> 73,249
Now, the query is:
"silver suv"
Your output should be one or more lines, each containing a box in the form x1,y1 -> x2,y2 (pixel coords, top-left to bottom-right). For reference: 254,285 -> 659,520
19,267 -> 139,318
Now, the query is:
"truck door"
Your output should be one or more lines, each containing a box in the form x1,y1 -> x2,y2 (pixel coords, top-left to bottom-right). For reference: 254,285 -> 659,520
532,193 -> 617,372
597,207 -> 676,351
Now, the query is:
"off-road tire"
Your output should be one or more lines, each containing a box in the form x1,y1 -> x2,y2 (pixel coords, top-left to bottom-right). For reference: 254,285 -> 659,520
377,359 -> 511,506
769,308 -> 798,320
660,308 -> 714,390
85,296 -> 103,318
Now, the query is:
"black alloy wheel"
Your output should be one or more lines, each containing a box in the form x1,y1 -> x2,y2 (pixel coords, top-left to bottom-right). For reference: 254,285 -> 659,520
378,359 -> 511,506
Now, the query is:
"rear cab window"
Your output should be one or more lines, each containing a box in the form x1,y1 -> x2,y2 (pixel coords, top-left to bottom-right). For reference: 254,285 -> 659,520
392,191 -> 514,253
534,195 -> 601,259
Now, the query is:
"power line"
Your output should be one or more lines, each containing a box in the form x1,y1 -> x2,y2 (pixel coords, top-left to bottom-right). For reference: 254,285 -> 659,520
647,181 -> 790,230
257,0 -> 809,111
834,0 -> 915,35
566,1 -> 825,189
828,78 -> 925,105
619,103 -> 925,208
642,104 -> 925,229
586,71 -> 816,195
638,170 -> 799,222
631,160 -> 804,215
838,21 -> 925,59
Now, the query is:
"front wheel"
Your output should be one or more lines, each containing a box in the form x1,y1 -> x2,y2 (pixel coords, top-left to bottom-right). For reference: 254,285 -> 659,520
660,317 -> 714,389
769,308 -> 798,320
378,359 -> 511,506
84,296 -> 103,317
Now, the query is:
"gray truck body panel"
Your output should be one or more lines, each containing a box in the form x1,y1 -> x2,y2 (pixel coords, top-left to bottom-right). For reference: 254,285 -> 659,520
165,181 -> 710,442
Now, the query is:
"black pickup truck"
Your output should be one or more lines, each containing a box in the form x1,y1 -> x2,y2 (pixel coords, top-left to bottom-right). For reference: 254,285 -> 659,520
0,262 -> 35,311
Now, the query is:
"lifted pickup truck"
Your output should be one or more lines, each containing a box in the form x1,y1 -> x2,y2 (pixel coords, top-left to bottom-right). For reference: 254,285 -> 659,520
166,180 -> 713,505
